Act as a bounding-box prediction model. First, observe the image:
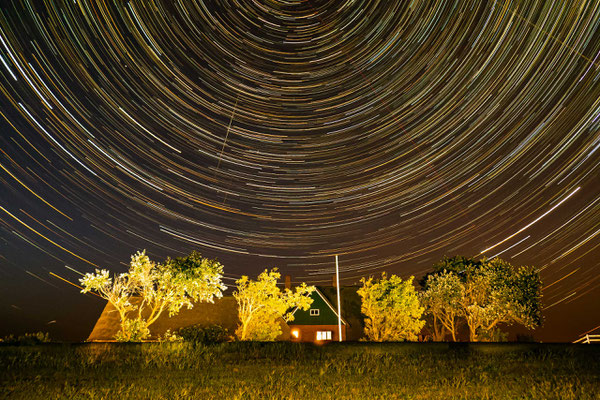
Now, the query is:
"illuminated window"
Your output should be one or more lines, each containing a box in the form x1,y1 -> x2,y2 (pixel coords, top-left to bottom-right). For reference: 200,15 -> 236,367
310,309 -> 320,316
316,331 -> 332,341
291,329 -> 299,339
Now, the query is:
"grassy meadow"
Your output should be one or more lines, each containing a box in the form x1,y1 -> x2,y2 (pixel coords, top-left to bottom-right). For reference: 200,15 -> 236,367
1,342 -> 599,399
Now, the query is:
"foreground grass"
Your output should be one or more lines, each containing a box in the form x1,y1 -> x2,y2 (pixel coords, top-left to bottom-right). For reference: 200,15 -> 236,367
1,342 -> 599,399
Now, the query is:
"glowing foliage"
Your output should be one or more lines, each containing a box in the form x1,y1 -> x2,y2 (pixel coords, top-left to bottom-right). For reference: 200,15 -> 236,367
234,269 -> 315,341
358,274 -> 425,342
426,256 -> 543,342
420,272 -> 463,341
80,250 -> 226,341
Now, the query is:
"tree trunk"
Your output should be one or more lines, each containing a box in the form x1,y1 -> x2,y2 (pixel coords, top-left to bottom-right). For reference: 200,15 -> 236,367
241,315 -> 252,340
468,319 -> 478,342
450,322 -> 457,342
433,316 -> 444,341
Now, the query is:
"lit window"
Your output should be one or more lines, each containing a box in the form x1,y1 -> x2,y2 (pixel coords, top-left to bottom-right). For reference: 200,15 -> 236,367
291,329 -> 299,339
310,309 -> 320,316
316,331 -> 332,341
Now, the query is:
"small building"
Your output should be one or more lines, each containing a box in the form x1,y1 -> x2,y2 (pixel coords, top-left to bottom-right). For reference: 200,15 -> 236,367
288,287 -> 348,342
87,281 -> 364,342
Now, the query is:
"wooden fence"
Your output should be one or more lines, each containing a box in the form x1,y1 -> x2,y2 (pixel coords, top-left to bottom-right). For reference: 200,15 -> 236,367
573,334 -> 600,344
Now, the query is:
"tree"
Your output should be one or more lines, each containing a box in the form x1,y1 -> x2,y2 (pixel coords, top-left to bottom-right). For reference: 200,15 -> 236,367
420,271 -> 463,341
357,274 -> 425,342
463,257 -> 542,341
426,256 -> 542,342
234,269 -> 315,341
80,250 -> 226,341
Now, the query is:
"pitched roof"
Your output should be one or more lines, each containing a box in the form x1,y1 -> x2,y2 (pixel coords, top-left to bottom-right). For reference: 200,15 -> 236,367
289,287 -> 348,325
87,296 -> 290,341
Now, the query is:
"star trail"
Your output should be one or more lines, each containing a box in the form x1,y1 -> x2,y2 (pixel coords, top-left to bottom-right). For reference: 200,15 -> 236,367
1,0 -> 600,341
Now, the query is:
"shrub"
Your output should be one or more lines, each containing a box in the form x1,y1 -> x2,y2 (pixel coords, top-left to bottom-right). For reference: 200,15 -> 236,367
178,324 -> 229,344
0,332 -> 50,345
516,333 -> 536,342
158,330 -> 183,343
478,328 -> 509,342
115,319 -> 150,342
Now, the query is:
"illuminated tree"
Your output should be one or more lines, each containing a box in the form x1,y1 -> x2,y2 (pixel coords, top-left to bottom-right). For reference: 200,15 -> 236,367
358,274 -> 425,342
234,269 -> 315,341
80,250 -> 226,341
427,256 -> 543,342
420,271 -> 463,341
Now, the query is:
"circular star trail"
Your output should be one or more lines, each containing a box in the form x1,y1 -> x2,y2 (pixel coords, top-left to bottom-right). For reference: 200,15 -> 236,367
1,0 -> 600,339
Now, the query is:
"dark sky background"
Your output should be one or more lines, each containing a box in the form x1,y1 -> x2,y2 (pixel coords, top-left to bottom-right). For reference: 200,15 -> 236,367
1,0 -> 599,342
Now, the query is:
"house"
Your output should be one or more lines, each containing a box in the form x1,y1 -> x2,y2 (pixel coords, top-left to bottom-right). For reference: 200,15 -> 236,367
87,279 -> 364,342
288,287 -> 348,342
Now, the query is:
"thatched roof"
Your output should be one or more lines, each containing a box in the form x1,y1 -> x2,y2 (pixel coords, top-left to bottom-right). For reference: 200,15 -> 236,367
87,287 -> 366,341
88,296 -> 290,341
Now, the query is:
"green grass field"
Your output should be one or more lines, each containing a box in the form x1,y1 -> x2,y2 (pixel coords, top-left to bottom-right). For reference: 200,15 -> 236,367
1,342 -> 599,399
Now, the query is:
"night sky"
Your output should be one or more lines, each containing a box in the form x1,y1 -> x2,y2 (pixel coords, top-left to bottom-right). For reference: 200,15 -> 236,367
1,0 -> 599,342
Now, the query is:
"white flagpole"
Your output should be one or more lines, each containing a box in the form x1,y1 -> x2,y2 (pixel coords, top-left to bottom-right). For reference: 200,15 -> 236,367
335,254 -> 342,342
